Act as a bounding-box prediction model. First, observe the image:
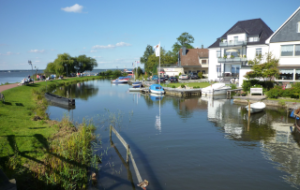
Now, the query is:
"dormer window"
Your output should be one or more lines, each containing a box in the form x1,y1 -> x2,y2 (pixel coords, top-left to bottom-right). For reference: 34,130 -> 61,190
248,36 -> 259,42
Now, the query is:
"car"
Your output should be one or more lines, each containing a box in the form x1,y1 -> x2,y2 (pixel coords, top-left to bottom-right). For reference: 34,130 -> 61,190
179,74 -> 189,80
152,75 -> 158,80
164,75 -> 169,80
169,76 -> 178,83
156,77 -> 165,83
189,73 -> 199,79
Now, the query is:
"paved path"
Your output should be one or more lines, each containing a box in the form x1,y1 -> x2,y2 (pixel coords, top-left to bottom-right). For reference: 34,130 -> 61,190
0,83 -> 19,93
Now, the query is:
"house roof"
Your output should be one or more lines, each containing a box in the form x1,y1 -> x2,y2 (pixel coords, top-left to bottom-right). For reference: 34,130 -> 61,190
208,18 -> 273,48
266,6 -> 300,43
179,48 -> 208,67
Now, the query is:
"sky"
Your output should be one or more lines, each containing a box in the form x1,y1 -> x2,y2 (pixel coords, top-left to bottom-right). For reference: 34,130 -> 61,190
0,0 -> 299,70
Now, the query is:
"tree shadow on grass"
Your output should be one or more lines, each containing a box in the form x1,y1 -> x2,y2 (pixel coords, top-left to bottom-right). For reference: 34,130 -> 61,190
2,102 -> 12,105
15,103 -> 23,106
0,133 -> 99,189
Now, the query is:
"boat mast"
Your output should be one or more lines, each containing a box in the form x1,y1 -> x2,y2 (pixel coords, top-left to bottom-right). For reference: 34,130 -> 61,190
159,42 -> 161,85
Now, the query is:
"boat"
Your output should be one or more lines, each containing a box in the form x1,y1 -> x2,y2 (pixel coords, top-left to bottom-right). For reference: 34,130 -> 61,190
149,84 -> 164,94
150,93 -> 164,101
45,92 -> 75,106
245,102 -> 266,113
132,81 -> 142,88
129,87 -> 145,92
112,77 -> 130,84
201,83 -> 231,96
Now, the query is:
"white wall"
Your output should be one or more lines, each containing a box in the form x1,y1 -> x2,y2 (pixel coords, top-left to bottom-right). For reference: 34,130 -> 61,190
239,67 -> 252,87
246,45 -> 269,62
163,67 -> 184,76
208,48 -> 221,80
227,33 -> 247,42
269,41 -> 300,66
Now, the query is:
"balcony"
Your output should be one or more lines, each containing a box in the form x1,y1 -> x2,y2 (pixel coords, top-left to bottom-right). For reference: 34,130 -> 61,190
219,40 -> 247,47
218,57 -> 247,63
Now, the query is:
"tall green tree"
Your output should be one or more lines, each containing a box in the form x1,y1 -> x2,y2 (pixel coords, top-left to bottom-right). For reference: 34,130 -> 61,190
146,48 -> 175,74
44,53 -> 98,76
245,52 -> 280,81
140,45 -> 154,74
172,32 -> 195,55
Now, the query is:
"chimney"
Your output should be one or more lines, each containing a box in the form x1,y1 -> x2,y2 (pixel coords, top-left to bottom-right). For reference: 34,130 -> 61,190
182,46 -> 186,56
201,45 -> 204,49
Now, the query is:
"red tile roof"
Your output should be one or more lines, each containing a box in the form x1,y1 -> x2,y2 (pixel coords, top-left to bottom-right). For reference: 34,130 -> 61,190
180,48 -> 208,66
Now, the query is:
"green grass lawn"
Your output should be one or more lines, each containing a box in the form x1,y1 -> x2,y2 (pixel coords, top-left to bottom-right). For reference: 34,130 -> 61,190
161,82 -> 211,88
0,76 -> 102,163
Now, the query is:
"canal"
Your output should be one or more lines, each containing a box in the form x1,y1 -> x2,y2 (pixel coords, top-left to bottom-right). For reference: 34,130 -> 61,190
47,79 -> 300,190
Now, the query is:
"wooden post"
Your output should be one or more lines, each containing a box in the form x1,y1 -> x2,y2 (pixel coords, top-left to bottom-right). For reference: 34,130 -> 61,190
248,101 -> 251,117
126,144 -> 130,163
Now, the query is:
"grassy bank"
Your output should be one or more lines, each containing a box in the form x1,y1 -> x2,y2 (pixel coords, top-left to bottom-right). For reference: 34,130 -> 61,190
0,76 -> 103,189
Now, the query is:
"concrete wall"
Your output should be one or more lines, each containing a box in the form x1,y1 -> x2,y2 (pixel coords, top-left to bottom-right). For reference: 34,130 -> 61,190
208,48 -> 222,81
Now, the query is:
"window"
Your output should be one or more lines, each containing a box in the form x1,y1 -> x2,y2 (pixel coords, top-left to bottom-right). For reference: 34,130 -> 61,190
249,37 -> 253,42
216,51 -> 220,58
234,36 -> 238,42
298,22 -> 300,33
202,70 -> 206,74
253,37 -> 259,42
296,45 -> 300,56
281,45 -> 294,56
249,37 -> 259,42
216,65 -> 221,72
256,48 -> 262,56
202,60 -> 207,64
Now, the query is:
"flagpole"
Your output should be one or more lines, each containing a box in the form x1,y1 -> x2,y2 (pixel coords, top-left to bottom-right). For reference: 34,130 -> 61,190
159,42 -> 161,85
136,61 -> 137,81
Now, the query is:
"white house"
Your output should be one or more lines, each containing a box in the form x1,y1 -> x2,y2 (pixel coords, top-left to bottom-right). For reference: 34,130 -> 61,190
208,18 -> 273,86
266,7 -> 300,82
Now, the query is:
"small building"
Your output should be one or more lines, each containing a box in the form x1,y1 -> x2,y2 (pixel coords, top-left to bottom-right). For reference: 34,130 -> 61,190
266,6 -> 300,82
208,18 -> 273,86
178,47 -> 209,77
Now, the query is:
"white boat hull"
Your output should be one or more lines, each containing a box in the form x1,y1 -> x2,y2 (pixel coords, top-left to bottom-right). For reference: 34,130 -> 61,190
150,89 -> 164,94
129,88 -> 143,92
202,87 -> 231,96
245,102 -> 266,113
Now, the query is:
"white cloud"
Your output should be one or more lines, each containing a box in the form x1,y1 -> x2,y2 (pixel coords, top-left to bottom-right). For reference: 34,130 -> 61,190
92,42 -> 131,50
90,50 -> 98,53
29,49 -> 45,53
61,4 -> 83,13
116,42 -> 131,47
5,52 -> 12,55
93,56 -> 102,58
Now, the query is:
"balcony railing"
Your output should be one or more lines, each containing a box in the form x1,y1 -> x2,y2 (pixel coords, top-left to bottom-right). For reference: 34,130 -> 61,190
218,57 -> 247,63
219,40 -> 247,47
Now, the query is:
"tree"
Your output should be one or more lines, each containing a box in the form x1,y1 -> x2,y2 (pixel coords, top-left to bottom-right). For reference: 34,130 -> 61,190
44,53 -> 98,76
145,47 -> 175,74
172,32 -> 195,55
140,45 -> 154,74
244,52 -> 280,81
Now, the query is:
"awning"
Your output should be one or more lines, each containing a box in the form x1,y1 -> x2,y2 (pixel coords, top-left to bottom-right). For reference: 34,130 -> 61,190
280,69 -> 293,74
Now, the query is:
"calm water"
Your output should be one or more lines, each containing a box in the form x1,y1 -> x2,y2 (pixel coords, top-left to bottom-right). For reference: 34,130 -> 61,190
47,80 -> 300,190
0,69 -> 109,84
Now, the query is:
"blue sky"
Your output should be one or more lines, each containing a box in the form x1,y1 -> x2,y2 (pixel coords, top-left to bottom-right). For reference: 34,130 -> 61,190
0,0 -> 299,70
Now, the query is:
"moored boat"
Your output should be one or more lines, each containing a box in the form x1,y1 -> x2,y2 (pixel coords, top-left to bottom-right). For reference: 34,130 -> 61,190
112,77 -> 130,83
245,102 -> 266,113
45,92 -> 75,106
132,81 -> 142,88
201,83 -> 231,96
149,84 -> 164,94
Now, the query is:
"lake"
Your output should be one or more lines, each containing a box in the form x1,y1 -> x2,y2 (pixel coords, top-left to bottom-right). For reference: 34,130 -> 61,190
47,79 -> 300,190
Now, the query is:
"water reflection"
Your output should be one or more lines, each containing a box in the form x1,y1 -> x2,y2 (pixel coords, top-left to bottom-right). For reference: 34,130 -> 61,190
47,80 -> 300,189
53,82 -> 99,100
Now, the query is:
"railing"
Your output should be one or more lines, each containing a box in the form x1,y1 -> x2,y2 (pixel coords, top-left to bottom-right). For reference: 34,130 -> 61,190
219,41 -> 247,47
218,57 -> 247,63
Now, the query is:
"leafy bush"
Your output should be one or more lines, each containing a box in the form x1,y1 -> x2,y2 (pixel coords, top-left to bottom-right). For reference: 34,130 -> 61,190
198,72 -> 203,79
242,80 -> 274,91
179,72 -> 182,76
266,86 -> 283,98
181,84 -> 185,88
175,75 -> 179,79
172,85 -> 176,88
193,86 -> 200,89
230,84 -> 237,90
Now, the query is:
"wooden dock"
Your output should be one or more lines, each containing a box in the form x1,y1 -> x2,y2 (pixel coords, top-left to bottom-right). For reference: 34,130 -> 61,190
226,88 -> 243,99
164,87 -> 201,97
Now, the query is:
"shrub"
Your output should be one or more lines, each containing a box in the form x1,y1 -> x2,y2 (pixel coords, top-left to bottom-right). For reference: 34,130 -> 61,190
175,75 -> 179,79
198,72 -> 203,79
181,84 -> 185,88
266,86 -> 283,98
179,72 -> 182,76
230,84 -> 237,90
172,85 -> 176,88
242,80 -> 274,91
